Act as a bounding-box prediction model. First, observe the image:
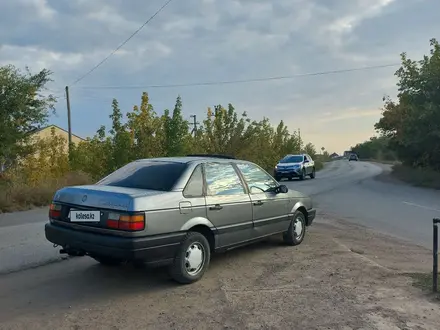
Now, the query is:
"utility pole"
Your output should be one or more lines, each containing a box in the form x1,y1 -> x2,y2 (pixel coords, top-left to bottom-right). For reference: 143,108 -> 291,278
65,86 -> 72,158
189,115 -> 199,136
298,128 -> 302,151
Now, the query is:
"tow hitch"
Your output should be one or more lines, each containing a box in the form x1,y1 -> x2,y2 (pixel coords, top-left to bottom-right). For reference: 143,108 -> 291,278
59,247 -> 85,257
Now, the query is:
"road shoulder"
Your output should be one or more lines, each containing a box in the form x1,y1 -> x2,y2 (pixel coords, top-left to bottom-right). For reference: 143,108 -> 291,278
0,215 -> 438,329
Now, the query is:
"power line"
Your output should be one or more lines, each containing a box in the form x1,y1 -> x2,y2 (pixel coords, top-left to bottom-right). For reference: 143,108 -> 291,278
75,63 -> 400,90
72,0 -> 174,86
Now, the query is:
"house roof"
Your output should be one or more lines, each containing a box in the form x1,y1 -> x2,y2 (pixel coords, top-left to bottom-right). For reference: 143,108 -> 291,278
29,124 -> 85,141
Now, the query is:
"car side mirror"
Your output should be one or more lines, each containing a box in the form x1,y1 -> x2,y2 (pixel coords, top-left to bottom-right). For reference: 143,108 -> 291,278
278,185 -> 288,194
304,159 -> 309,163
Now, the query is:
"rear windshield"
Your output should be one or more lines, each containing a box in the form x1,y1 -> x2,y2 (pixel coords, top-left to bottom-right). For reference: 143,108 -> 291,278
279,155 -> 303,163
97,161 -> 187,191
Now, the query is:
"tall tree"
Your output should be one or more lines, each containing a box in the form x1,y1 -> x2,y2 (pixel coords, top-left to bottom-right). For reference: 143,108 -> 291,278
108,99 -> 132,171
302,142 -> 317,157
163,95 -> 190,156
351,136 -> 397,161
0,65 -> 55,170
375,38 -> 440,169
127,92 -> 163,158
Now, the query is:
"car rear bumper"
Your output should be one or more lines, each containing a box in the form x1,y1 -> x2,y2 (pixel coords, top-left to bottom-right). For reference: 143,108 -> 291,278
45,222 -> 185,265
307,208 -> 316,225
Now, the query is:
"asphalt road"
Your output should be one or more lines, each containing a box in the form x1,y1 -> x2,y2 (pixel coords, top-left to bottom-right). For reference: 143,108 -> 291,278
285,160 -> 440,248
0,159 -> 439,276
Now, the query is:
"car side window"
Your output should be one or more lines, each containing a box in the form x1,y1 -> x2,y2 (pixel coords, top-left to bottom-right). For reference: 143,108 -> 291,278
204,163 -> 246,196
183,165 -> 204,198
237,163 -> 278,194
303,155 -> 307,162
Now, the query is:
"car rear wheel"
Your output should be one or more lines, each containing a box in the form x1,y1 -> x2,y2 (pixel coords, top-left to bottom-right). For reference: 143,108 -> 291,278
92,256 -> 122,266
169,231 -> 211,284
310,168 -> 315,179
283,211 -> 306,246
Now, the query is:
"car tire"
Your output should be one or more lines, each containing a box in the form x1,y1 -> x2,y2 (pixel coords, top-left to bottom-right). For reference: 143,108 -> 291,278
283,211 -> 306,246
92,256 -> 122,266
310,168 -> 315,179
299,168 -> 306,180
275,176 -> 281,182
169,231 -> 211,284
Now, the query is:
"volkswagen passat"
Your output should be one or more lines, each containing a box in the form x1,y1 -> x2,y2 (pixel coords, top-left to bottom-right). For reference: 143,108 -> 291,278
45,155 -> 316,284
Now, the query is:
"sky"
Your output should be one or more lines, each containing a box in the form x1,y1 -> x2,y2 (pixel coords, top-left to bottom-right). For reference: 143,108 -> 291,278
0,0 -> 438,154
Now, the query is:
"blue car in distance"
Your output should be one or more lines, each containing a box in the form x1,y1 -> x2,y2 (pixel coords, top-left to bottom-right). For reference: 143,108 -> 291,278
274,154 -> 316,181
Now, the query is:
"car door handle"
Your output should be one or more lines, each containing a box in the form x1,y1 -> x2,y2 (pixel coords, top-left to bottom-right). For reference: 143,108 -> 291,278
209,204 -> 223,211
253,201 -> 264,206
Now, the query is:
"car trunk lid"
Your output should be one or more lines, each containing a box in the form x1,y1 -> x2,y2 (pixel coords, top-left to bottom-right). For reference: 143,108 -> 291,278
51,185 -> 164,232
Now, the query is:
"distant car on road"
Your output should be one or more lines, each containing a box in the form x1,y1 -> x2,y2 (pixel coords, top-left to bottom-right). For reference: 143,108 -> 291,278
349,154 -> 359,161
274,154 -> 315,181
45,155 -> 316,284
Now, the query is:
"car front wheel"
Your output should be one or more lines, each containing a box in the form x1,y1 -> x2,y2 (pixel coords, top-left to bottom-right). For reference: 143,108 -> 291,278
169,232 -> 211,284
299,168 -> 306,180
283,211 -> 306,246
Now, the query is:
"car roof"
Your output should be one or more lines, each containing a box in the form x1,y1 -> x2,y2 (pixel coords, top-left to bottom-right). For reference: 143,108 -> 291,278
283,154 -> 306,157
134,156 -> 253,165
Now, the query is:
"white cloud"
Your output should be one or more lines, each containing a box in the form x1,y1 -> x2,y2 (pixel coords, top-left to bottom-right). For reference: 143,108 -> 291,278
318,0 -> 397,55
0,45 -> 82,71
0,0 -> 437,152
318,109 -> 381,123
19,0 -> 56,19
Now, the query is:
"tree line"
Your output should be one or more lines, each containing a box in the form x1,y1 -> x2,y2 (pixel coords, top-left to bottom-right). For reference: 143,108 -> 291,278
351,38 -> 440,171
0,64 -> 324,191
67,93 -> 321,179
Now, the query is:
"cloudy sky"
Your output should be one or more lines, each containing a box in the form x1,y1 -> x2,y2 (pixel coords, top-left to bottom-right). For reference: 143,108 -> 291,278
0,0 -> 438,153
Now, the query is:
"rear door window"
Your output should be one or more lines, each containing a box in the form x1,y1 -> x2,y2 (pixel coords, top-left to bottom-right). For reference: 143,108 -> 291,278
97,161 -> 187,191
204,163 -> 246,196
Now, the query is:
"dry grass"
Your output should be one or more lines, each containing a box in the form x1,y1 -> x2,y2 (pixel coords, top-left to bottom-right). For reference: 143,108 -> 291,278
392,164 -> 440,190
315,159 -> 324,171
0,171 -> 93,213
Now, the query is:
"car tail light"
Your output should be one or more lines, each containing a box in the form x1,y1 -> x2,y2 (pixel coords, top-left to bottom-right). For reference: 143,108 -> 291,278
49,203 -> 62,218
106,213 -> 145,231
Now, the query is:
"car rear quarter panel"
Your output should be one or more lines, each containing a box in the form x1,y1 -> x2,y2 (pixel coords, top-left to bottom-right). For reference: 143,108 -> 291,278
138,194 -> 211,236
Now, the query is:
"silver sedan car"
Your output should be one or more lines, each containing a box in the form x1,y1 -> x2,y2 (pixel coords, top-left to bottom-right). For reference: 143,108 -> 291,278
45,155 -> 316,284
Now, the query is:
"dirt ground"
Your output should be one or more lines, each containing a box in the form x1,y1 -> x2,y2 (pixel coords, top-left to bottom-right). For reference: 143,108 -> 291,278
0,215 -> 439,330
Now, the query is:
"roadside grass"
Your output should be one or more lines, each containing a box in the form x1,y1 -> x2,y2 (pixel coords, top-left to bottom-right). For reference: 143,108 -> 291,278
0,171 -> 93,213
406,272 -> 440,299
407,272 -> 433,291
314,154 -> 331,171
315,160 -> 324,171
391,164 -> 440,190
